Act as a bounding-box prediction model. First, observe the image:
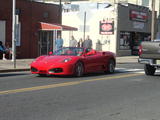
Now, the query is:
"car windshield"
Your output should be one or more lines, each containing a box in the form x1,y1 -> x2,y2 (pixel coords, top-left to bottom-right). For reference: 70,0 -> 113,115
53,47 -> 84,56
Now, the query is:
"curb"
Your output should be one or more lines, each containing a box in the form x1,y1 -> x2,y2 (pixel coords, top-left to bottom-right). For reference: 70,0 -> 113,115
0,69 -> 30,73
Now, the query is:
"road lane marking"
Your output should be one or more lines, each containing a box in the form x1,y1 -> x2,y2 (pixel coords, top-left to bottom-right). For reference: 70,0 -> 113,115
0,73 -> 143,95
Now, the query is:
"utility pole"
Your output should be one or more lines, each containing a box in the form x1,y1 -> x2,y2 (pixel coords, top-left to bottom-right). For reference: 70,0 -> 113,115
158,0 -> 160,37
59,0 -> 62,24
83,11 -> 86,41
12,0 -> 16,68
151,0 -> 155,41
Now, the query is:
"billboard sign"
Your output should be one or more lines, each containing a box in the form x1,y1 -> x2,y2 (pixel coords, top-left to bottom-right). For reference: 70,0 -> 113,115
130,10 -> 147,22
99,20 -> 114,35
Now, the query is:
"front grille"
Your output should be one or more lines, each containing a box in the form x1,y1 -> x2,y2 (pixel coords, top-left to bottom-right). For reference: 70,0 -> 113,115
39,70 -> 47,73
31,67 -> 38,72
49,68 -> 63,73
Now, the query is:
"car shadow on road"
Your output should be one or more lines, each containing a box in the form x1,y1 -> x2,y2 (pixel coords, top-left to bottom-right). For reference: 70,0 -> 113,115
146,73 -> 160,78
36,71 -> 123,78
154,75 -> 160,76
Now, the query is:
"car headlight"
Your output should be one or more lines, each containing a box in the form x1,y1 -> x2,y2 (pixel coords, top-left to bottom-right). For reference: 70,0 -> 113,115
62,58 -> 72,63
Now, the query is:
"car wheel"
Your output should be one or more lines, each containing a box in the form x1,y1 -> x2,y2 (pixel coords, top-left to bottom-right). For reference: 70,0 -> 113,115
38,74 -> 47,77
105,59 -> 115,74
74,62 -> 84,77
144,64 -> 156,76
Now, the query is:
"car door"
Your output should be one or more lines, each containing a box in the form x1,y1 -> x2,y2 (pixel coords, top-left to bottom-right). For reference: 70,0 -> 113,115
83,52 -> 102,73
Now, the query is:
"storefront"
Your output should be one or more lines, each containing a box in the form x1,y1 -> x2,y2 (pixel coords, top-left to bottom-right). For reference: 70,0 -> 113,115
117,3 -> 153,56
38,22 -> 77,56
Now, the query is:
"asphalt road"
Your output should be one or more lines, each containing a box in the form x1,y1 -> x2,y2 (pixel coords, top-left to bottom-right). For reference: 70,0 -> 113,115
0,63 -> 160,120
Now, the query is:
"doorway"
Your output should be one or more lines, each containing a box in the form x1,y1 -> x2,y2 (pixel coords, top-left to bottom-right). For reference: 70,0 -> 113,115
39,31 -> 53,56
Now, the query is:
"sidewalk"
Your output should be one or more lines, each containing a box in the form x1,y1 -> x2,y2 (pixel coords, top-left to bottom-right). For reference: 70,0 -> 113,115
116,56 -> 139,64
0,59 -> 34,73
0,56 -> 139,73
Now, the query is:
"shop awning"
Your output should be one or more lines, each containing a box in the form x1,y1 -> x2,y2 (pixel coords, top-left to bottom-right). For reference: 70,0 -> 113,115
39,22 -> 78,31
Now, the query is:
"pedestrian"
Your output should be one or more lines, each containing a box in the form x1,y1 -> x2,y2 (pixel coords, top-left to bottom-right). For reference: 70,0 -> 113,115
96,39 -> 102,51
55,35 -> 63,50
69,35 -> 77,47
83,35 -> 92,49
5,42 -> 12,59
0,41 -> 7,60
148,35 -> 151,41
77,38 -> 84,47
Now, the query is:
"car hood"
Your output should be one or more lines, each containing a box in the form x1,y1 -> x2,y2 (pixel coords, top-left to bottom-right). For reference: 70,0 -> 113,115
31,55 -> 78,67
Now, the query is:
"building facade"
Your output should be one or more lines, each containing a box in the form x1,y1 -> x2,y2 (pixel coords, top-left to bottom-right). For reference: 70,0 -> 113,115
38,0 -> 160,40
62,2 -> 152,56
0,0 -> 60,58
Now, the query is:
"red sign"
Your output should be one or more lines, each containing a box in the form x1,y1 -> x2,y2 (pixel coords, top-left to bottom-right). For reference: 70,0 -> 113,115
130,10 -> 147,22
100,20 -> 114,35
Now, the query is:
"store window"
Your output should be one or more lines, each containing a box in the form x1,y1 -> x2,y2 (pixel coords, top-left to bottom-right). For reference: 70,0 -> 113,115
119,31 -> 131,50
142,0 -> 149,7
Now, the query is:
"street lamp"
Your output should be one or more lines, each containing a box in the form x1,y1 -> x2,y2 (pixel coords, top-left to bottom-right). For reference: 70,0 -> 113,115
12,0 -> 16,68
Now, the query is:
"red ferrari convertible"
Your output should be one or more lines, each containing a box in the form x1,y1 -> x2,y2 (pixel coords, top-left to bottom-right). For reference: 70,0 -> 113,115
30,47 -> 116,77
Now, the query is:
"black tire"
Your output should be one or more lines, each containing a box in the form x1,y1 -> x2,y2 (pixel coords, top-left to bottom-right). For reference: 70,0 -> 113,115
144,64 -> 156,76
38,74 -> 47,77
74,62 -> 84,77
105,59 -> 115,74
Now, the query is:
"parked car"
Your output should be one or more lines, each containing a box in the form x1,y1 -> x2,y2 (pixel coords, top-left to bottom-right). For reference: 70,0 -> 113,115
30,47 -> 116,77
138,39 -> 160,75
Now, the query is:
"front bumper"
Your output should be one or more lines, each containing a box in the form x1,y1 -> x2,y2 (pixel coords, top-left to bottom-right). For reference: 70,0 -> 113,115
138,58 -> 153,64
30,63 -> 75,75
138,58 -> 160,67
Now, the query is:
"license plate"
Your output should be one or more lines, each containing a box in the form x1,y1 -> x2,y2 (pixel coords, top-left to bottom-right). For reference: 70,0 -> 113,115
156,60 -> 160,64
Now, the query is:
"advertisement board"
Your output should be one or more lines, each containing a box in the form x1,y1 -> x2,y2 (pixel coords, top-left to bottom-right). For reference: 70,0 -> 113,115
99,20 -> 114,35
130,10 -> 147,22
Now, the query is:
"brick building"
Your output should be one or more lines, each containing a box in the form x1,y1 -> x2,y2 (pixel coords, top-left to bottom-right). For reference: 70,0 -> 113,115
0,0 -> 60,58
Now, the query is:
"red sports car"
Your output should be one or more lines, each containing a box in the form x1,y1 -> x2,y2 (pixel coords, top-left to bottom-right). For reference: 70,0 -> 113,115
30,47 -> 116,77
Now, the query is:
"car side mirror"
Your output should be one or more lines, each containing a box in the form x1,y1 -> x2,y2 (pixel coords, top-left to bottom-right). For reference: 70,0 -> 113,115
86,52 -> 92,56
86,50 -> 96,56
82,54 -> 86,57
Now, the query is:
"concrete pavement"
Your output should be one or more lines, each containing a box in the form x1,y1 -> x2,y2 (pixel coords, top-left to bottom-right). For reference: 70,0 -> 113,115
0,59 -> 34,73
0,56 -> 139,73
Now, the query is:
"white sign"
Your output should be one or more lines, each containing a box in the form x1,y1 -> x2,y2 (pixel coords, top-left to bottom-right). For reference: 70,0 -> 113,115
133,22 -> 144,29
15,23 -> 21,46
